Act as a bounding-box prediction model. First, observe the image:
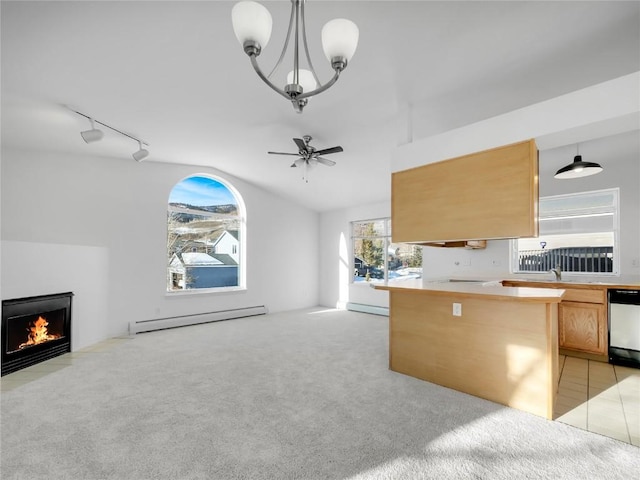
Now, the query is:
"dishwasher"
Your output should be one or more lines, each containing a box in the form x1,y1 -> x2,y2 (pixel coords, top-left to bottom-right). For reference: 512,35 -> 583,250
608,289 -> 640,369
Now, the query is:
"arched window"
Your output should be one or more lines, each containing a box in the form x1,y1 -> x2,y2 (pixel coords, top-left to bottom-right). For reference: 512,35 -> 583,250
167,175 -> 245,292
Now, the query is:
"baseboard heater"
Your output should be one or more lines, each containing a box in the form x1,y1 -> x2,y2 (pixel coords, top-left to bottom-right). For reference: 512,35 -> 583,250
346,302 -> 389,317
130,305 -> 268,334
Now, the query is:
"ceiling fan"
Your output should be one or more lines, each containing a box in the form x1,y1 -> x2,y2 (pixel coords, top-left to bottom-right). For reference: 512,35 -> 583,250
268,135 -> 343,182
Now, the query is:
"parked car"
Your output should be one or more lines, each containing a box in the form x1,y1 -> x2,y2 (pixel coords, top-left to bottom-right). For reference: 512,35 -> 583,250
354,257 -> 384,279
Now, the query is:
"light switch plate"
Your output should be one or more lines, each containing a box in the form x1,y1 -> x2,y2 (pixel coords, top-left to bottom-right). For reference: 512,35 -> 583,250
453,303 -> 462,316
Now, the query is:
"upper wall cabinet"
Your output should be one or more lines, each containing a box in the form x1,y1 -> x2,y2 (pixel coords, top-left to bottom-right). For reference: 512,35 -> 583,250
392,139 -> 539,244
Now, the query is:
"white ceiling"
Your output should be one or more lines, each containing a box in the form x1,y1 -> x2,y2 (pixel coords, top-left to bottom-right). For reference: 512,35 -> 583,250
2,1 -> 639,211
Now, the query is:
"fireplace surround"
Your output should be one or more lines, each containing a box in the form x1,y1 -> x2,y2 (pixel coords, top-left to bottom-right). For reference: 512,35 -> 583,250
2,292 -> 73,376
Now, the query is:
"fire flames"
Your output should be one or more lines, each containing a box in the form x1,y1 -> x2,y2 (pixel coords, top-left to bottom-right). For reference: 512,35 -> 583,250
18,316 -> 61,349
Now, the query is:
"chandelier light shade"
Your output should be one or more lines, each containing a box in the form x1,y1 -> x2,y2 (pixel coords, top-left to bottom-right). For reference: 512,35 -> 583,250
231,0 -> 359,113
321,19 -> 359,64
554,145 -> 603,179
287,69 -> 317,95
231,1 -> 272,51
80,118 -> 104,143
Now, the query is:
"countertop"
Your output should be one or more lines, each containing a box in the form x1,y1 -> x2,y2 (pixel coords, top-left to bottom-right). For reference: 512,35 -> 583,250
501,279 -> 640,290
374,278 -> 565,303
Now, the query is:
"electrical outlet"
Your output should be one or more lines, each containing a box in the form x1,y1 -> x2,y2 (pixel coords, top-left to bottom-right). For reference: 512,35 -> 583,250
632,258 -> 640,268
463,258 -> 471,267
453,303 -> 462,316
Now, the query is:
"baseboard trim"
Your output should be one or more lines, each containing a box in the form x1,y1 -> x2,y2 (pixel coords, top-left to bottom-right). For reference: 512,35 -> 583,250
346,302 -> 389,317
130,305 -> 268,334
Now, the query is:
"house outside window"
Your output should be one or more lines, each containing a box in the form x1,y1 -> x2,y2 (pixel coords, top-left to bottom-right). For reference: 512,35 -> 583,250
511,188 -> 619,275
167,175 -> 245,292
352,218 -> 422,284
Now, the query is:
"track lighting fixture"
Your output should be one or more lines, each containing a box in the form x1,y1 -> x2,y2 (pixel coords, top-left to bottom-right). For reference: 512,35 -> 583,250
80,118 -> 104,143
72,109 -> 149,161
554,144 -> 603,179
132,141 -> 149,162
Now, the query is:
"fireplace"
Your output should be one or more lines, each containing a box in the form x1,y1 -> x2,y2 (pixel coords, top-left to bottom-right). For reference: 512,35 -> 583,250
2,292 -> 73,376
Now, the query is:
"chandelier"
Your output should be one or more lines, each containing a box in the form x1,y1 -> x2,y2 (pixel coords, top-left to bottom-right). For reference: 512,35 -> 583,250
231,0 -> 359,113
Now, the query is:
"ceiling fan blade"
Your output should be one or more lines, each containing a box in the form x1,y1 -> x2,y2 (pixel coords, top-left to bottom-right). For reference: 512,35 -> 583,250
293,138 -> 307,151
316,156 -> 336,167
268,151 -> 300,156
314,146 -> 343,156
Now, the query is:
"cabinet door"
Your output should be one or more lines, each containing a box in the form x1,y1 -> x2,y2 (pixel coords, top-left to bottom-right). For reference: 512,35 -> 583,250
559,301 -> 606,354
391,139 -> 538,243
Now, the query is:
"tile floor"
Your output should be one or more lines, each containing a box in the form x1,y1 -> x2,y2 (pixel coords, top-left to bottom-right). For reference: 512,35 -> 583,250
2,344 -> 639,447
555,355 -> 640,446
0,338 -> 131,393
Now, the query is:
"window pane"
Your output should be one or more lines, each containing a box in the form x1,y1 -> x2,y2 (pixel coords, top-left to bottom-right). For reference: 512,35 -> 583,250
353,237 -> 385,283
513,188 -> 618,274
540,213 -> 614,235
353,220 -> 386,238
540,190 -> 616,218
352,218 -> 423,284
167,176 -> 242,291
388,243 -> 423,282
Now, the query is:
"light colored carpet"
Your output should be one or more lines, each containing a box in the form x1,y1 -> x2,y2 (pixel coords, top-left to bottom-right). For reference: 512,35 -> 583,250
1,308 -> 638,479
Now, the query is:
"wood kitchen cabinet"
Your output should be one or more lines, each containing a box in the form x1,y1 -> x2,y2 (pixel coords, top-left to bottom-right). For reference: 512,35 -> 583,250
502,281 -> 608,358
391,139 -> 538,243
558,301 -> 606,355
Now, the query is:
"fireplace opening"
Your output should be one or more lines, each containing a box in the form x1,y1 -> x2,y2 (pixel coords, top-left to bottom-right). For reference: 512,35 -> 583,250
2,292 -> 73,376
7,309 -> 66,353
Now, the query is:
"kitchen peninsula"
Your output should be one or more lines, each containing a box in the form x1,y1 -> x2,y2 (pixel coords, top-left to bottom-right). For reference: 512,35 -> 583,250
375,280 -> 565,419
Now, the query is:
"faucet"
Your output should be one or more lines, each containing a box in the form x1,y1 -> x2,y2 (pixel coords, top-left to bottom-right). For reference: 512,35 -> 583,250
550,265 -> 562,281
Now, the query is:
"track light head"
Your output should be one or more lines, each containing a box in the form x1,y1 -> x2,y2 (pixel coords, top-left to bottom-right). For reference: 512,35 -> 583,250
80,118 -> 104,143
133,141 -> 149,162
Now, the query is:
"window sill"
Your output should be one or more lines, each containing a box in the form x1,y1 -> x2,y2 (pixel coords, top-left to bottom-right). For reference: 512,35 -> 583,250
166,286 -> 247,297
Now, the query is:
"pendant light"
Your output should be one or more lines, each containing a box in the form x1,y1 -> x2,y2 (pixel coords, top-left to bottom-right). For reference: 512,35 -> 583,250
554,144 -> 603,179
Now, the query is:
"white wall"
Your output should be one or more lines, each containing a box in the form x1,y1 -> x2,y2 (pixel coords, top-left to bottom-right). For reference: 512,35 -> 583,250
1,241 -> 109,350
319,201 -> 390,310
1,148 -> 319,341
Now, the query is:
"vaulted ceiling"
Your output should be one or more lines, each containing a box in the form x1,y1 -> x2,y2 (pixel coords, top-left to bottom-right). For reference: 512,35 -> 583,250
2,1 -> 639,211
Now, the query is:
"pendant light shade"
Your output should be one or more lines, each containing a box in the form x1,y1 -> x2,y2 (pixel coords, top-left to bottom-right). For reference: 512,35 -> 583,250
554,154 -> 603,179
